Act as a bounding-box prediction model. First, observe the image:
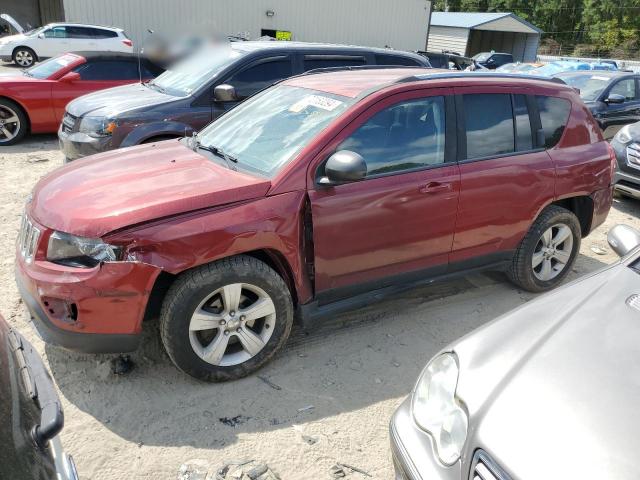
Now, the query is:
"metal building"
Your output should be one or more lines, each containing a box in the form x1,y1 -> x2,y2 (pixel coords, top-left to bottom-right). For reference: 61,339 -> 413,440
427,12 -> 541,62
58,0 -> 432,51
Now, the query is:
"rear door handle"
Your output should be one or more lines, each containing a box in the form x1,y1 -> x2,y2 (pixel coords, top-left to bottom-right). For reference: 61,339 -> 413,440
419,182 -> 452,194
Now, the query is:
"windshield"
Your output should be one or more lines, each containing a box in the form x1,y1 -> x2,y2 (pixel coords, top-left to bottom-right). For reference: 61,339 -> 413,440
149,46 -> 244,96
559,74 -> 610,101
197,85 -> 356,177
25,53 -> 79,79
26,26 -> 45,36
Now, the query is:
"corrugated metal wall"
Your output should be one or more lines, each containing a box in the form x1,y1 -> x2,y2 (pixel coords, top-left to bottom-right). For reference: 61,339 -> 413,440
62,0 -> 431,51
427,26 -> 469,55
465,29 -> 538,61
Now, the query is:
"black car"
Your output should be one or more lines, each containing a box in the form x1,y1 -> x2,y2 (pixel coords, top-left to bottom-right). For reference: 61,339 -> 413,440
0,314 -> 78,479
59,41 -> 430,161
610,121 -> 640,199
472,51 -> 513,69
555,70 -> 640,139
417,50 -> 474,70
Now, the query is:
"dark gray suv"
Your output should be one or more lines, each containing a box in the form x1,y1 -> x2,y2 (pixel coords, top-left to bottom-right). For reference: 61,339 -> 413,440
58,41 -> 430,160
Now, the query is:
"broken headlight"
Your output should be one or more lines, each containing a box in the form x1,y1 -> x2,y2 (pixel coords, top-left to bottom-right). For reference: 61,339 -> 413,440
78,116 -> 117,138
47,231 -> 122,268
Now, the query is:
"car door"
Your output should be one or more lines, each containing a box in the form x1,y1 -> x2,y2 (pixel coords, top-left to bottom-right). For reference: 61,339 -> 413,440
600,77 -> 640,138
212,55 -> 294,120
51,59 -> 141,119
39,26 -> 70,57
308,89 -> 460,300
450,88 -> 556,267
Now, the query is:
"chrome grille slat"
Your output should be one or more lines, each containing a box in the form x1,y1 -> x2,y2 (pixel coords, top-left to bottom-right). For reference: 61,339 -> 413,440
626,143 -> 640,170
470,450 -> 511,480
18,215 -> 41,263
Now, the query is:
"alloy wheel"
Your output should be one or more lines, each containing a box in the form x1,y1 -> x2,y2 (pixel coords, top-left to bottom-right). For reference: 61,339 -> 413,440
15,50 -> 34,67
0,105 -> 21,143
188,283 -> 276,366
532,223 -> 574,281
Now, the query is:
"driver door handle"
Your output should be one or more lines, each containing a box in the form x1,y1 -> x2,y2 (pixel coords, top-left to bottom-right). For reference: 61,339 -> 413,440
419,182 -> 452,194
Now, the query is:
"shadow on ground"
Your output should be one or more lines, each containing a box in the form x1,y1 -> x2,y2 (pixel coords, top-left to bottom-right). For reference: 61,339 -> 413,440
45,253 -> 608,450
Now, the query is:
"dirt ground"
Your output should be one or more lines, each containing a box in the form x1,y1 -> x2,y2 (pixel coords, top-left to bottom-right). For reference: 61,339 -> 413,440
2,83 -> 640,480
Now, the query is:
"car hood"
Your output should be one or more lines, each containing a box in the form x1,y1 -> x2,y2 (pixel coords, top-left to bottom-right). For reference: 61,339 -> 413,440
30,140 -> 271,237
456,262 -> 640,478
65,82 -> 178,118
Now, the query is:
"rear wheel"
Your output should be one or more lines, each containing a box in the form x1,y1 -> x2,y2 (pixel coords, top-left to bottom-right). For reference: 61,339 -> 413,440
159,256 -> 293,382
508,206 -> 581,292
0,98 -> 28,146
12,47 -> 36,67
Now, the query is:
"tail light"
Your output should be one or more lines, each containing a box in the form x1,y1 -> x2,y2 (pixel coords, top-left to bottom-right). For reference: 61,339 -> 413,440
122,39 -> 133,47
607,142 -> 617,183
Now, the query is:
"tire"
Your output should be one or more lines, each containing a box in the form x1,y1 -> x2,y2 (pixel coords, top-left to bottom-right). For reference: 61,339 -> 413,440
0,98 -> 28,146
12,47 -> 36,67
508,205 -> 581,293
159,255 -> 294,382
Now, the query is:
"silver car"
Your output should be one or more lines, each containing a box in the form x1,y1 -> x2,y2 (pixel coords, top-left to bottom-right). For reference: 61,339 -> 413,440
390,224 -> 640,480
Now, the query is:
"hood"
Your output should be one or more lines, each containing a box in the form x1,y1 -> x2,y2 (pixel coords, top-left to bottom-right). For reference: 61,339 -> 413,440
30,140 -> 271,237
65,82 -> 178,118
1,14 -> 24,33
456,263 -> 640,479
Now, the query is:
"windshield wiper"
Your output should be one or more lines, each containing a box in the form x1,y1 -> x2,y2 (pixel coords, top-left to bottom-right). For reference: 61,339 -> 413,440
196,141 -> 238,171
22,70 -> 33,77
146,82 -> 166,94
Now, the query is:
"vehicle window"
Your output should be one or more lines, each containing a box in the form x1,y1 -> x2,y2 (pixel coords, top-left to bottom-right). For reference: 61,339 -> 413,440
44,26 -> 67,38
610,79 -> 636,101
89,28 -> 118,38
514,94 -> 533,151
374,54 -> 422,67
67,26 -> 93,38
228,58 -> 293,98
197,85 -> 355,177
26,53 -> 81,79
339,96 -> 446,176
73,60 -> 139,80
304,56 -> 366,71
536,96 -> 571,149
557,73 -> 609,101
464,94 -> 514,159
426,54 -> 446,68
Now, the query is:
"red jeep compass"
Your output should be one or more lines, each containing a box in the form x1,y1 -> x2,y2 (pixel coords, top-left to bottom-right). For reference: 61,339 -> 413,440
15,68 -> 614,381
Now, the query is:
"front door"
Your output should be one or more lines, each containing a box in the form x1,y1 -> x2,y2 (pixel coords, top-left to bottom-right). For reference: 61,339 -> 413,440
308,89 -> 460,300
601,77 -> 640,139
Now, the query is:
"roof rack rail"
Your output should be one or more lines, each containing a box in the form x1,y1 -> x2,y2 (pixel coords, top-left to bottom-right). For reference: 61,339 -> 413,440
396,71 -> 567,85
301,64 -> 427,76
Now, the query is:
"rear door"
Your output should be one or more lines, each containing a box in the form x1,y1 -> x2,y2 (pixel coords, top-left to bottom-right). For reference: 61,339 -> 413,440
450,87 -> 555,267
308,89 -> 460,299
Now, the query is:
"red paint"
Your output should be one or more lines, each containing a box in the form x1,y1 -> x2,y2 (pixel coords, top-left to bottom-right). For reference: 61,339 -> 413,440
17,71 -> 613,341
0,53 -> 147,134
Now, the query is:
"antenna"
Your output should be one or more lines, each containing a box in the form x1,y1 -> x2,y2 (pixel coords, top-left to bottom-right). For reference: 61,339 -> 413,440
138,28 -> 154,85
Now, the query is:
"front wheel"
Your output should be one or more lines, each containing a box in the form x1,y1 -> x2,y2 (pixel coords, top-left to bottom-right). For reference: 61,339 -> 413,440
0,98 -> 28,145
508,206 -> 581,292
159,256 -> 293,382
13,47 -> 36,67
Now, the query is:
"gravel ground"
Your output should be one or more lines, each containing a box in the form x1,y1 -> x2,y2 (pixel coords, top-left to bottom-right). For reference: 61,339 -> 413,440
2,63 -> 640,479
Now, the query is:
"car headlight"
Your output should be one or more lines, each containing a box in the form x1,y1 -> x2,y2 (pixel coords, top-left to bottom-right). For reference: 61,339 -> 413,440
47,231 -> 122,268
78,116 -> 117,138
615,125 -> 633,145
411,352 -> 468,466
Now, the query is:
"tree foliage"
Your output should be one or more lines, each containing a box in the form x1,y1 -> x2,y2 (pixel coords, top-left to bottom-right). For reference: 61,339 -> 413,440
432,0 -> 640,57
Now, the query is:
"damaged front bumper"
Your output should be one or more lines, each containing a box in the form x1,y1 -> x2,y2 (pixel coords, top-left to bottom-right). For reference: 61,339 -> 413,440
15,233 -> 161,354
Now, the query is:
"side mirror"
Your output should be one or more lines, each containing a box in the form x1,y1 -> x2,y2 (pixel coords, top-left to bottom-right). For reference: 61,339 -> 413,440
213,84 -> 237,102
607,224 -> 640,257
318,150 -> 367,185
37,32 -> 44,39
605,93 -> 626,105
59,72 -> 81,83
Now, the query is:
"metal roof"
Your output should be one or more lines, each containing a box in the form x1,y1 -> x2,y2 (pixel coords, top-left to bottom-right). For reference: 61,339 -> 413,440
430,12 -> 542,34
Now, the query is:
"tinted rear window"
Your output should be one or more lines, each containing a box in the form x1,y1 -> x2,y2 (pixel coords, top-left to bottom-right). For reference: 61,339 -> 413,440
374,54 -> 422,67
464,94 -> 515,159
536,96 -> 571,148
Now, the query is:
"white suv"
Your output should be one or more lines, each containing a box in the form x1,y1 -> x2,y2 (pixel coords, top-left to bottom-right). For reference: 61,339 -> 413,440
0,23 -> 133,67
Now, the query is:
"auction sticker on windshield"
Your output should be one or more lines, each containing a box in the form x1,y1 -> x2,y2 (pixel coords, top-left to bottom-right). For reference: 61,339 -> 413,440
289,95 -> 343,113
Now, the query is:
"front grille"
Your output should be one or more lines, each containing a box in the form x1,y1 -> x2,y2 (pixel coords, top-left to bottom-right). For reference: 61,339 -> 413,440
62,112 -> 76,133
18,215 -> 41,264
626,143 -> 640,170
470,450 -> 512,480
